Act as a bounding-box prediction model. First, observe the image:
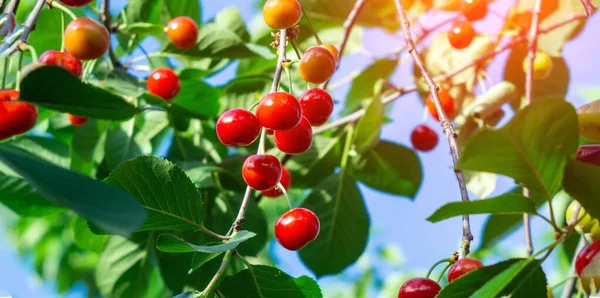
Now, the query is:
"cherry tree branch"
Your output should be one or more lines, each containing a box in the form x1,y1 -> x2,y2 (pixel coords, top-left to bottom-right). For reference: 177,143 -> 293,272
0,0 -> 44,57
580,0 -> 594,16
100,0 -> 121,68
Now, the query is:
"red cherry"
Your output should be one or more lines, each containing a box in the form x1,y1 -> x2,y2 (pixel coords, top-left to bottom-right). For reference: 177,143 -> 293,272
261,166 -> 291,197
575,240 -> 600,294
38,50 -> 83,78
411,125 -> 438,152
59,0 -> 93,7
576,145 -> 600,167
299,88 -> 334,126
274,207 -> 320,251
68,114 -> 88,126
216,109 -> 261,146
462,0 -> 488,22
166,16 -> 199,50
274,116 -> 313,155
242,155 -> 282,191
256,92 -> 302,130
448,22 -> 476,50
576,240 -> 600,275
0,90 -> 38,140
147,68 -> 181,101
397,278 -> 441,298
426,90 -> 456,121
447,257 -> 484,282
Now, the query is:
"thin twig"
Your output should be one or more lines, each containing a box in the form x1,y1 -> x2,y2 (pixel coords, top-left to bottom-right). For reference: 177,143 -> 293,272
580,0 -> 594,16
100,0 -> 121,68
561,237 -> 586,298
394,0 -> 474,256
0,0 -> 44,57
524,213 -> 534,256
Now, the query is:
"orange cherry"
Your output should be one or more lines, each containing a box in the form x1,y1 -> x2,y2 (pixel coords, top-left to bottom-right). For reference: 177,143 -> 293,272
166,16 -> 199,50
64,17 -> 110,60
263,0 -> 302,30
298,46 -> 336,84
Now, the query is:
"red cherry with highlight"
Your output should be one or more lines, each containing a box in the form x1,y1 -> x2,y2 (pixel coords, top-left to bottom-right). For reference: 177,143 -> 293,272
0,90 -> 38,140
397,278 -> 441,298
299,88 -> 334,126
462,0 -> 488,22
275,207 -> 320,251
68,114 -> 88,126
256,92 -> 302,131
147,68 -> 181,101
242,154 -> 282,191
216,109 -> 261,146
39,50 -> 83,78
274,116 -> 313,155
448,257 -> 484,282
59,0 -> 93,7
448,22 -> 476,50
411,125 -> 438,152
576,145 -> 600,167
426,90 -> 456,121
166,16 -> 199,50
261,166 -> 291,198
575,240 -> 600,294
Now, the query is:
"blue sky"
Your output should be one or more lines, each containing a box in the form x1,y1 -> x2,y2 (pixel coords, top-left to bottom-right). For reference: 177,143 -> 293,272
1,0 -> 599,297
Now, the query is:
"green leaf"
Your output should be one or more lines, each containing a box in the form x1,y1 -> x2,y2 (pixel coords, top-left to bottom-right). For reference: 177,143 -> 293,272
343,59 -> 398,115
437,259 -> 518,297
218,265 -> 322,298
171,80 -> 221,118
190,251 -> 223,273
427,193 -> 536,223
0,174 -> 62,217
104,156 -> 204,231
300,174 -> 370,277
300,0 -> 399,31
353,83 -> 384,154
284,135 -> 341,188
70,119 -> 109,175
20,66 -> 139,120
104,119 -> 152,171
118,22 -> 165,37
218,76 -> 271,113
511,264 -> 548,298
457,100 -> 578,200
123,0 -> 162,24
479,214 -> 523,250
70,216 -> 108,253
214,7 -> 249,42
470,259 -> 544,297
354,140 -> 422,198
156,231 -> 255,253
0,144 -> 145,236
563,159 -> 600,220
162,0 -> 201,24
11,136 -> 70,168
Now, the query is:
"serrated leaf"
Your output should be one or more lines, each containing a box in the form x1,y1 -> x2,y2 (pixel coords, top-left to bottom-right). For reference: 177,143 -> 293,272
563,159 -> 600,220
20,66 -> 139,120
354,140 -> 422,198
577,99 -> 600,142
157,231 -> 255,253
0,174 -> 62,217
104,119 -> 152,171
71,216 -> 108,253
214,7 -> 249,42
343,59 -> 398,115
353,84 -> 384,154
427,193 -> 536,222
218,265 -> 322,298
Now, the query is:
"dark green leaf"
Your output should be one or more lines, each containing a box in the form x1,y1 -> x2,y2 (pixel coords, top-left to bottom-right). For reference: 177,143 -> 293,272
284,135 -> 341,188
218,76 -> 271,113
171,80 -> 221,118
11,136 -> 70,168
20,66 -> 139,120
0,174 -> 62,216
190,251 -> 223,273
0,144 -> 145,236
470,259 -> 543,297
427,193 -> 536,223
104,119 -> 152,171
511,263 -> 549,298
353,82 -> 384,154
437,259 -> 519,298
343,59 -> 398,114
563,159 -> 600,220
162,0 -> 201,23
70,216 -> 108,253
70,119 -> 109,175
479,214 -> 523,250
123,0 -> 162,24
156,231 -> 255,253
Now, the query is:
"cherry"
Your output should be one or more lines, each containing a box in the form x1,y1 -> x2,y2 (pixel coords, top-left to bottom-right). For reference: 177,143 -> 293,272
216,109 -> 261,146
64,17 -> 109,61
0,90 -> 38,140
448,22 -> 476,50
261,166 -> 291,197
256,92 -> 302,130
426,90 -> 456,121
299,88 -> 334,126
575,240 -> 600,294
263,0 -> 302,30
447,257 -> 484,282
38,50 -> 83,78
68,114 -> 88,126
147,68 -> 181,101
166,16 -> 198,50
397,278 -> 441,298
299,46 -> 336,84
275,208 -> 320,251
462,0 -> 488,22
320,44 -> 339,65
59,0 -> 93,7
522,52 -> 553,80
411,125 -> 438,152
274,116 -> 313,155
242,154 -> 282,191
565,200 -> 598,233
577,145 -> 600,166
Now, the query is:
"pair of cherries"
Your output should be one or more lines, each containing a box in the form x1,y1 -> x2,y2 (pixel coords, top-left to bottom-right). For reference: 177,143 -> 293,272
410,91 -> 457,152
447,0 -> 487,50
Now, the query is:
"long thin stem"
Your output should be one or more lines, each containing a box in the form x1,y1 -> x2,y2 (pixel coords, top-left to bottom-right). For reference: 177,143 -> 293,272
50,1 -> 77,20
580,0 -> 594,16
200,249 -> 233,298
394,0 -> 473,256
561,238 -> 586,298
300,5 -> 322,45
425,258 -> 453,279
0,0 -> 44,57
524,213 -> 533,256
100,0 -> 121,68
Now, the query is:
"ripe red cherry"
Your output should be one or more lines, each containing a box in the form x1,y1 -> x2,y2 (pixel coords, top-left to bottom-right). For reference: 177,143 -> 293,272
448,257 -> 484,282
263,0 -> 302,30
397,278 -> 441,298
0,90 -> 38,140
426,90 -> 456,121
299,88 -> 334,126
575,240 -> 600,294
275,208 -> 320,251
274,116 -> 313,155
242,155 -> 282,191
261,166 -> 291,197
166,16 -> 198,50
147,68 -> 181,101
256,92 -> 302,130
298,46 -> 336,84
411,125 -> 438,152
462,0 -> 488,21
38,50 -> 83,78
448,22 -> 476,50
576,145 -> 600,166
64,17 -> 109,60
68,114 -> 88,126
216,109 -> 261,146
59,0 -> 93,7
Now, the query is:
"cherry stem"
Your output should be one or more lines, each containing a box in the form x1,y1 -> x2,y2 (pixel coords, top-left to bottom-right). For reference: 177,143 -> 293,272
340,125 -> 354,170
200,249 -> 234,298
60,11 -> 66,52
1,56 -> 9,89
20,43 -> 37,62
14,51 -> 22,91
437,262 -> 453,283
425,258 -> 453,279
50,1 -> 77,21
278,182 -> 292,210
300,5 -> 322,45
284,65 -> 293,94
289,39 -> 302,60
257,127 -> 267,155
